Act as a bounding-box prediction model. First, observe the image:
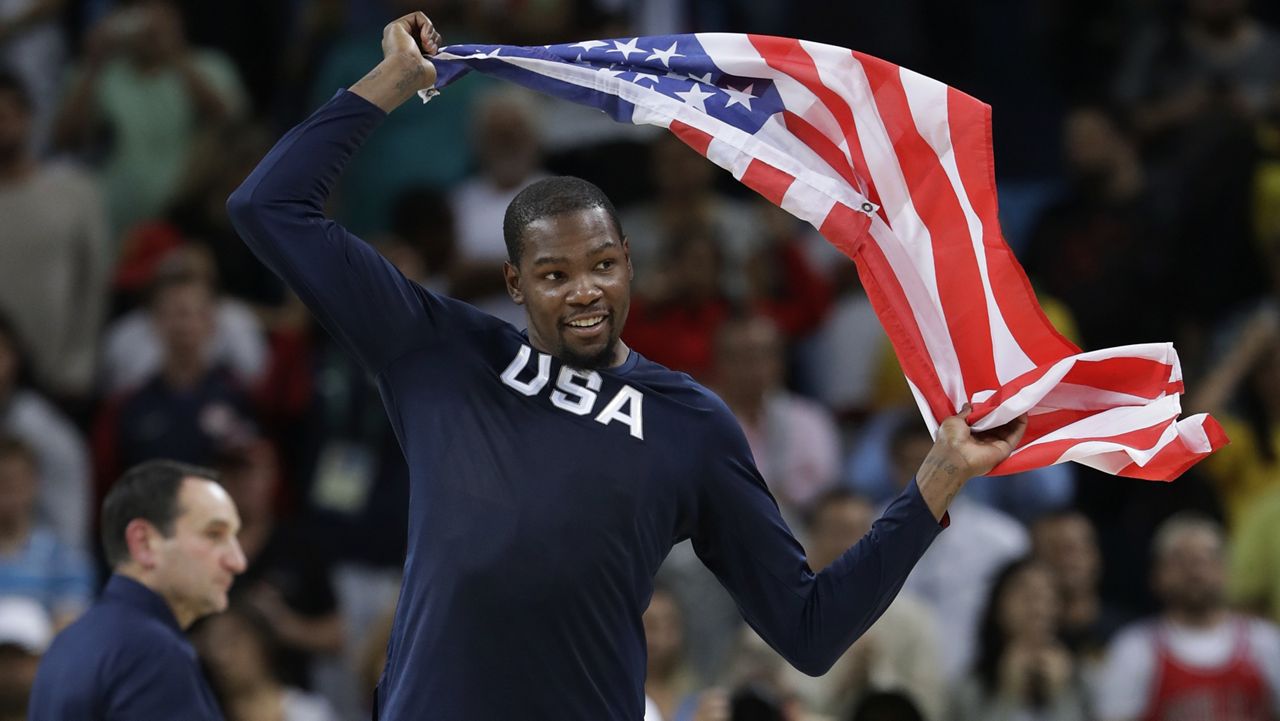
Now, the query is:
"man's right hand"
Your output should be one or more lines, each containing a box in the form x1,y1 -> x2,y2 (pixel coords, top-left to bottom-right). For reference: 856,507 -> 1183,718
350,11 -> 441,113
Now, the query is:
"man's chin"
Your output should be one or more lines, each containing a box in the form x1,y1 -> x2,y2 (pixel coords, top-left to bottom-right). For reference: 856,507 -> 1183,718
559,338 -> 618,369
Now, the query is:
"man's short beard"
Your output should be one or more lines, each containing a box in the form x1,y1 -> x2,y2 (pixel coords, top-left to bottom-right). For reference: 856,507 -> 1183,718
557,337 -> 619,369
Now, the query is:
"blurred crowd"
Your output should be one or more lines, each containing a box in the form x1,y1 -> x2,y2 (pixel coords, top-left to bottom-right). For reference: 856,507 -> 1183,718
2,0 -> 1280,719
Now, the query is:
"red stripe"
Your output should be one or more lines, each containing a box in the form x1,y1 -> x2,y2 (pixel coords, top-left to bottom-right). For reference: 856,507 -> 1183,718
989,419 -> 1174,476
780,110 -> 865,195
668,119 -> 713,154
821,204 -> 954,421
1019,409 -> 1097,446
740,159 -> 795,206
946,87 -> 1078,365
856,55 -> 998,398
748,36 -> 882,212
1116,416 -> 1230,481
1061,358 -> 1174,399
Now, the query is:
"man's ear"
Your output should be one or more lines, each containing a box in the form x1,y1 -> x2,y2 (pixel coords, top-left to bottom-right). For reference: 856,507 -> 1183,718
504,261 -> 524,305
124,519 -> 160,570
623,236 -> 633,281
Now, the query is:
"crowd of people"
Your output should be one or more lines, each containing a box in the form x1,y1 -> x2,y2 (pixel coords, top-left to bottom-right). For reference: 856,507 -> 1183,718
2,0 -> 1280,719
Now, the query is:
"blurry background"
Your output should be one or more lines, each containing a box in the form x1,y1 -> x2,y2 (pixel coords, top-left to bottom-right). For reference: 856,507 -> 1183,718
2,0 -> 1280,719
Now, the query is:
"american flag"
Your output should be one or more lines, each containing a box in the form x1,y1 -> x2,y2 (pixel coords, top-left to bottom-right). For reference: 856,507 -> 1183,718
429,34 -> 1227,481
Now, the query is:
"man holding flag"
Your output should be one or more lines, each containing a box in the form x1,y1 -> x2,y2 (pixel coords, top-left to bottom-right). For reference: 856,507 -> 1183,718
228,11 -> 1027,720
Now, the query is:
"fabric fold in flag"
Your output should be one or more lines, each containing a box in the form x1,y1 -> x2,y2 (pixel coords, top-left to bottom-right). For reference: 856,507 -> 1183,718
426,33 -> 1227,481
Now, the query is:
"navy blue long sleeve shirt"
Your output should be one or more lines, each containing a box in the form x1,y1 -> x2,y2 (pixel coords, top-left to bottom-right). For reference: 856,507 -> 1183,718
29,575 -> 224,721
226,89 -> 945,720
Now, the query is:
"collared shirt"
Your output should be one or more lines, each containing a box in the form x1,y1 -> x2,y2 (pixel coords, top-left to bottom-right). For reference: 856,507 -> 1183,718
29,574 -> 224,721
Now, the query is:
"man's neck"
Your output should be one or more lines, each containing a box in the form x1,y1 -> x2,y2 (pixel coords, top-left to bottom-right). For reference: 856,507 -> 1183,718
162,356 -> 210,390
116,566 -> 197,629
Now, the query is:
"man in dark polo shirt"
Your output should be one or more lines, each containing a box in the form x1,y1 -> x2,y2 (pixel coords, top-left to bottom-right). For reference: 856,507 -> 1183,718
29,460 -> 247,720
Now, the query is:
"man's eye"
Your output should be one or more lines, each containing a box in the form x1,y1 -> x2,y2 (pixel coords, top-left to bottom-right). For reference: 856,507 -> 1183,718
597,260 -> 615,270
544,271 -> 564,281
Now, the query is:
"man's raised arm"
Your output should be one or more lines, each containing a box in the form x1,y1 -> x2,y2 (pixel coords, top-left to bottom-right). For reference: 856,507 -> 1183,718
694,406 -> 1026,676
225,13 -> 449,376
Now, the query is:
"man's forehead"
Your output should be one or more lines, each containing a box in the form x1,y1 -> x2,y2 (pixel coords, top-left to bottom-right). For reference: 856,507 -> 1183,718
523,208 -> 621,255
176,478 -> 241,526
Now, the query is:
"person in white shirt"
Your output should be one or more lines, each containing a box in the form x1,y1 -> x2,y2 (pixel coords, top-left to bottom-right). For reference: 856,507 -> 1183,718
1095,513 -> 1280,721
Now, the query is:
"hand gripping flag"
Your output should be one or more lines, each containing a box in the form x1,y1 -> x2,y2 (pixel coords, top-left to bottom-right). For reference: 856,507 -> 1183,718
426,34 -> 1228,480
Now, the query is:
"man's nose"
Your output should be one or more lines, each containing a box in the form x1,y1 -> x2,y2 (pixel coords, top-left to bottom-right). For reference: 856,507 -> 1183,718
226,539 -> 248,574
566,277 -> 603,305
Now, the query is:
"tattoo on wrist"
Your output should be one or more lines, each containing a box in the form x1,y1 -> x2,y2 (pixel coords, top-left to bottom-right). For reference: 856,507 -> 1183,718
394,63 -> 425,94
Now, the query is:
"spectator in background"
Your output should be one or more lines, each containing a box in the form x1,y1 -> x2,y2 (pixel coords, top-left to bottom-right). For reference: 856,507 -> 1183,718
53,0 -> 247,239
304,0 -> 490,235
93,269 -> 257,488
0,314 -> 92,552
1030,511 -> 1126,669
620,132 -> 766,297
1229,475 -> 1280,625
194,604 -> 338,721
643,586 -> 724,721
845,405 -> 1073,525
0,71 -> 110,402
950,558 -> 1087,721
1096,514 -> 1280,721
0,438 -> 94,628
0,596 -> 52,721
1115,0 -> 1280,146
101,244 -> 267,394
0,0 -> 66,153
886,419 -> 1028,681
448,87 -> 548,326
709,314 -> 839,520
1189,305 -> 1280,534
785,489 -> 944,720
213,442 -> 344,691
1023,107 -> 1167,351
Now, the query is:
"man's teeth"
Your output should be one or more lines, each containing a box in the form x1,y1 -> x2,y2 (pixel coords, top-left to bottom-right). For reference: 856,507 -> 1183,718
569,316 -> 605,328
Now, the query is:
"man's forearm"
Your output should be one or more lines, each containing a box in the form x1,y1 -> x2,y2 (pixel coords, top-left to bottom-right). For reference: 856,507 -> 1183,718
349,55 -> 435,114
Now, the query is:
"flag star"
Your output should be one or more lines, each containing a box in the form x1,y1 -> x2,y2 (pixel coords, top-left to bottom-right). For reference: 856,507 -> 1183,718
689,71 -> 714,85
597,66 -> 625,81
723,83 -> 757,110
665,70 -> 686,80
481,47 -> 502,58
570,40 -> 608,52
607,37 -> 643,60
632,72 -> 661,85
675,84 -> 716,113
646,41 -> 684,67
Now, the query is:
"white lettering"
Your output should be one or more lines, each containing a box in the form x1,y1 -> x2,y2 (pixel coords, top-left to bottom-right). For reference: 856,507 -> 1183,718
551,367 -> 601,415
500,345 -> 551,396
594,385 -> 645,440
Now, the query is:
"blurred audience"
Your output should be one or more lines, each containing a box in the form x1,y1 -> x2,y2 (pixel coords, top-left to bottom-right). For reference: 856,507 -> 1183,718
1030,511 -> 1127,667
100,244 -> 267,394
710,314 -> 839,520
194,604 -> 338,721
53,0 -> 247,238
0,0 -> 66,153
950,558 -> 1088,721
0,313 -> 92,551
1096,513 -> 1280,721
92,268 -> 257,487
448,86 -> 548,326
0,70 -> 109,401
0,438 -> 94,627
887,418 -> 1029,681
643,585 -> 724,721
0,595 -> 52,721
786,489 -> 943,720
